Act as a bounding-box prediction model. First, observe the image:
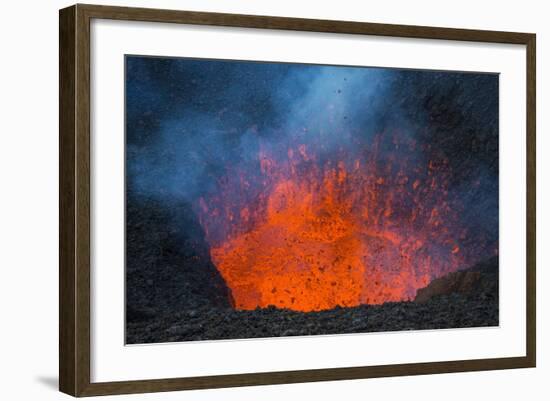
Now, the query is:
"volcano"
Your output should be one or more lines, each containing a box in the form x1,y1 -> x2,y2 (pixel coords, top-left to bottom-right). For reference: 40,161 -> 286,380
125,55 -> 499,343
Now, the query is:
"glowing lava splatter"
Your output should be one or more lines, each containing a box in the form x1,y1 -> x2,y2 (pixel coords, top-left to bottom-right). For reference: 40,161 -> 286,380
197,131 -> 479,312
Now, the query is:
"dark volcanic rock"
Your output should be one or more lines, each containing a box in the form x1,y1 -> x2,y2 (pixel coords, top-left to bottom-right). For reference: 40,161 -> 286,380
415,270 -> 480,303
126,191 -> 233,324
126,257 -> 498,344
415,257 -> 498,303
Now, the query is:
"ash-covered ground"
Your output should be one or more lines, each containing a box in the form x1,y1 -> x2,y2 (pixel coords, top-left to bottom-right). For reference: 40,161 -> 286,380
128,293 -> 498,344
127,294 -> 498,344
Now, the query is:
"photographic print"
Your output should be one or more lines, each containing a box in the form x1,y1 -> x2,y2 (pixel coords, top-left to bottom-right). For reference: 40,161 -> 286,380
125,56 -> 499,344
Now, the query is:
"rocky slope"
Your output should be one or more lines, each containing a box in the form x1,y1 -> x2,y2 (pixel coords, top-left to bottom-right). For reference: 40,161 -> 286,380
126,257 -> 498,344
126,192 -> 233,324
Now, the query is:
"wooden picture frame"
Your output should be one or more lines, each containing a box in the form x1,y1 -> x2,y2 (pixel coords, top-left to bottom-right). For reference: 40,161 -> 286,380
59,3 -> 536,397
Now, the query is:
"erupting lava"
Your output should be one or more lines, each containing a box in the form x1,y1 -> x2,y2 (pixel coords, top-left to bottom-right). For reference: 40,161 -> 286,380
197,132 -> 472,312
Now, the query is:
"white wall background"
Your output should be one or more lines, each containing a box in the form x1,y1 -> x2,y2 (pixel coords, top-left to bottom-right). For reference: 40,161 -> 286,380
0,0 -> 546,400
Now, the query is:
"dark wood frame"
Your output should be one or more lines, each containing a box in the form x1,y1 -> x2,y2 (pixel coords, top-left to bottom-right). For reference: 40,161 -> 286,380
59,3 -> 536,397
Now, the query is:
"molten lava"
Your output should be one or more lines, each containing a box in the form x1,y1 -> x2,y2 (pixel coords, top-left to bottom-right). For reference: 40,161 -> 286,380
197,132 -> 473,312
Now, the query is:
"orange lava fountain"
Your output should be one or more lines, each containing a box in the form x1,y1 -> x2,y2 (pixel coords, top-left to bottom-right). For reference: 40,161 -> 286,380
197,132 -> 469,312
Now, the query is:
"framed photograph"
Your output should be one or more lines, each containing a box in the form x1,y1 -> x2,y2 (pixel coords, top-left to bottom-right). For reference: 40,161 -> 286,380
59,4 -> 536,397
